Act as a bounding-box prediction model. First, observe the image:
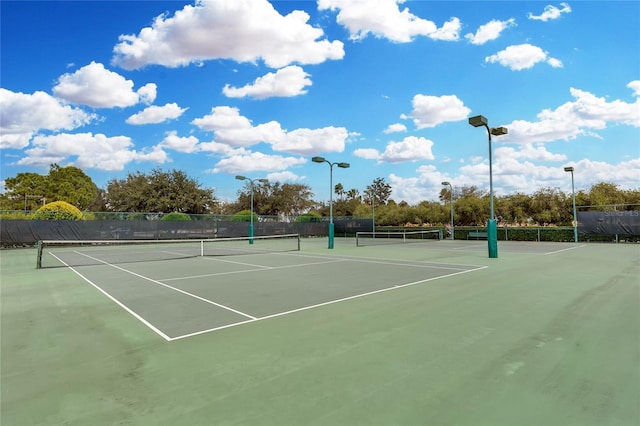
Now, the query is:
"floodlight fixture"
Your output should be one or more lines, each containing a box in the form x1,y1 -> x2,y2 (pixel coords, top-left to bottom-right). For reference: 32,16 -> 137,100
468,115 -> 488,128
490,127 -> 508,136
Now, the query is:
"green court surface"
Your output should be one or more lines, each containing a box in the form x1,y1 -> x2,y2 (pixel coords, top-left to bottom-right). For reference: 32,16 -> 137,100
1,238 -> 639,425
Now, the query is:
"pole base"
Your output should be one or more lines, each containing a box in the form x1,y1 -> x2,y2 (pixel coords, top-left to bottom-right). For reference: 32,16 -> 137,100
487,219 -> 498,258
328,223 -> 335,249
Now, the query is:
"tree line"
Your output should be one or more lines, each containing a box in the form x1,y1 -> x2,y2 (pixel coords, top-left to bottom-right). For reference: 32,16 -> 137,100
1,165 -> 638,226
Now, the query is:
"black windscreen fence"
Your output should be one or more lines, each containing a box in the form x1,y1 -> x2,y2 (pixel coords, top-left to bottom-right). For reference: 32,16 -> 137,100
1,219 -> 373,245
578,211 -> 640,235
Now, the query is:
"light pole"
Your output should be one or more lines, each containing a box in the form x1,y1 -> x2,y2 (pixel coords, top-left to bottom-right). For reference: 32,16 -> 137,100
564,166 -> 578,243
235,175 -> 268,244
441,181 -> 454,240
469,115 -> 508,258
312,156 -> 350,249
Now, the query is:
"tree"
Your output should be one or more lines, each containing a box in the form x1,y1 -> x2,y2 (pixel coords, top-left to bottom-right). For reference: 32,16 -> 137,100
234,181 -> 315,218
529,187 -> 567,225
586,182 -> 625,207
1,164 -> 98,211
366,177 -> 392,206
454,186 -> 488,225
105,168 -> 217,213
334,183 -> 344,201
46,164 -> 99,210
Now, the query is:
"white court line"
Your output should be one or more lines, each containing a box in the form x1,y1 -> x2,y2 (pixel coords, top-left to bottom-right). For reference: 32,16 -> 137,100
544,244 -> 587,255
169,265 -> 488,341
342,257 -> 471,271
160,258 -> 348,282
73,251 -> 257,320
49,252 -> 173,341
451,244 -> 485,251
284,251 -> 487,270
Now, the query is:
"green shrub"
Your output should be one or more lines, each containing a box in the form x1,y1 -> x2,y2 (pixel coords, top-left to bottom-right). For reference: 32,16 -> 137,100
161,212 -> 192,221
295,212 -> 322,223
231,209 -> 257,222
33,201 -> 83,220
0,211 -> 34,220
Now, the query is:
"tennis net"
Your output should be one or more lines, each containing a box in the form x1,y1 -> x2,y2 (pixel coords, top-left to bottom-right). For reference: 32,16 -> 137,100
37,234 -> 301,268
356,229 -> 442,247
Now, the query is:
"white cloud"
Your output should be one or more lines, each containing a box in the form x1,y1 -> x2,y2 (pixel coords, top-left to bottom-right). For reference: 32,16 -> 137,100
112,0 -> 344,70
126,103 -> 187,125
504,83 -> 640,143
15,132 -> 166,171
0,89 -> 95,149
485,43 -> 562,71
318,0 -> 460,42
210,151 -> 307,174
382,136 -> 434,162
627,80 -> 640,97
192,106 -> 349,154
353,148 -> 381,160
159,131 -> 200,153
402,94 -> 470,129
384,123 -> 407,134
53,62 -> 157,108
465,18 -> 516,45
494,143 -> 567,162
528,3 -> 572,22
223,66 -> 312,99
388,165 -> 449,203
353,136 -> 434,163
430,17 -> 462,42
265,170 -> 304,182
273,127 -> 348,155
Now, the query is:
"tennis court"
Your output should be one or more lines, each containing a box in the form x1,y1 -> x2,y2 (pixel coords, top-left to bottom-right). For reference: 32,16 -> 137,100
2,237 -> 639,425
36,235 -> 485,341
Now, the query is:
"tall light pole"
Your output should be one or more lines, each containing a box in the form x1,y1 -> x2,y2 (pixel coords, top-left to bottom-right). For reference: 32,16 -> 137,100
469,115 -> 508,258
564,166 -> 578,243
235,175 -> 268,244
441,181 -> 454,240
312,156 -> 350,249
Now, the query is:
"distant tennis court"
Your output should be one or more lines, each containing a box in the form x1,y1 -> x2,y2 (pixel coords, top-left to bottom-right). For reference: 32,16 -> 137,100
2,236 -> 638,425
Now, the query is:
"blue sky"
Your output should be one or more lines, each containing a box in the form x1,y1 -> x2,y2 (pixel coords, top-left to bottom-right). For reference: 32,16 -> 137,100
1,0 -> 638,205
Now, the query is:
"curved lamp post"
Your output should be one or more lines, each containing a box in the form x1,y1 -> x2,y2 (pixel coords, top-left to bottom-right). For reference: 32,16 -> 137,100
312,156 -> 350,249
469,115 -> 508,258
564,166 -> 578,243
235,175 -> 268,244
441,181 -> 454,240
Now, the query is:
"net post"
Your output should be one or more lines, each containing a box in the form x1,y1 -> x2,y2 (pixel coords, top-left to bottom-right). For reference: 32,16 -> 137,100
36,240 -> 43,269
200,239 -> 204,256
